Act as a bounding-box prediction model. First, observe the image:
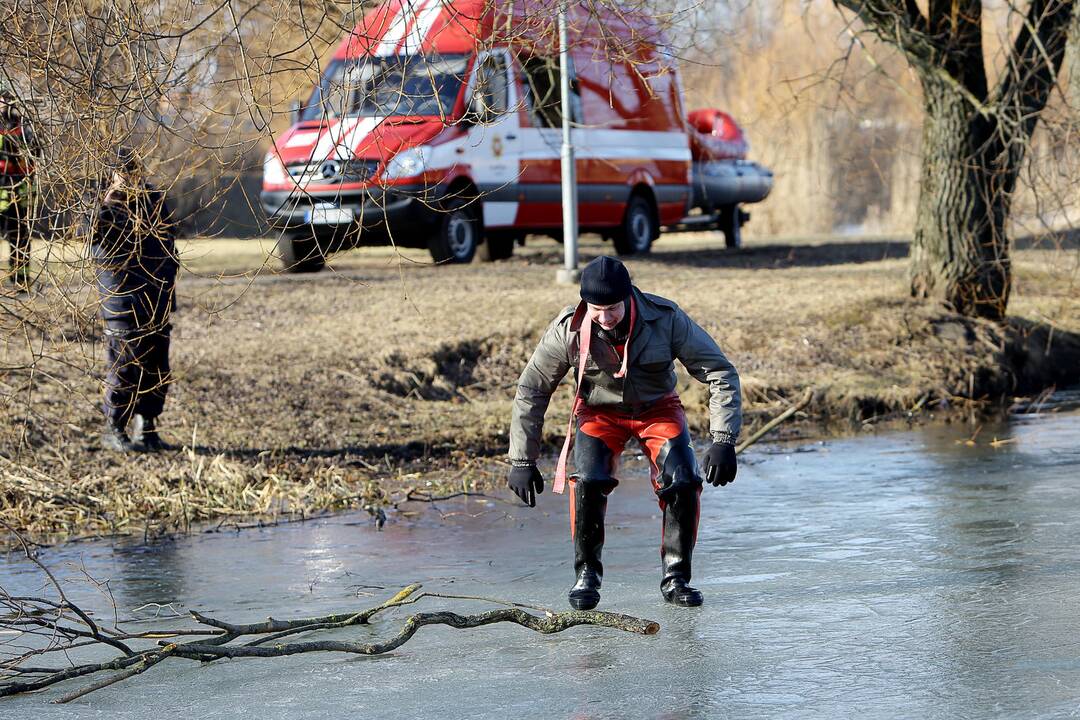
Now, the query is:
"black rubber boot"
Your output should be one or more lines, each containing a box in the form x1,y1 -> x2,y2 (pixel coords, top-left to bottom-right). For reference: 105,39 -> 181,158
568,481 -> 608,611
131,414 -> 170,452
101,420 -> 136,452
660,482 -> 704,607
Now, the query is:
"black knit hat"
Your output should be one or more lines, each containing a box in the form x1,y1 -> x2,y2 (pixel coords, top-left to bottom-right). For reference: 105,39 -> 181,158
580,256 -> 632,305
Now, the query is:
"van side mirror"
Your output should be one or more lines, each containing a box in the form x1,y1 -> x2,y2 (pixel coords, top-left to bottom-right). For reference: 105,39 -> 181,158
467,91 -> 496,126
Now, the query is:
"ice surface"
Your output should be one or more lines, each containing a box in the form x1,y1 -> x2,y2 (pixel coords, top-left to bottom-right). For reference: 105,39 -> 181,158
3,412 -> 1079,718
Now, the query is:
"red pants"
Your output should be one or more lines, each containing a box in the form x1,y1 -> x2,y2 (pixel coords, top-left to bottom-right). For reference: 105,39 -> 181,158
570,394 -> 698,502
567,394 -> 702,590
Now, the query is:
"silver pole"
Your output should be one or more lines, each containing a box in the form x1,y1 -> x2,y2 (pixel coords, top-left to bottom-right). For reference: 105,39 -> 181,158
556,0 -> 580,284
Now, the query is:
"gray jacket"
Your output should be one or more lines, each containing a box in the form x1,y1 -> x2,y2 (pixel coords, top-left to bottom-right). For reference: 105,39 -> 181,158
509,286 -> 742,463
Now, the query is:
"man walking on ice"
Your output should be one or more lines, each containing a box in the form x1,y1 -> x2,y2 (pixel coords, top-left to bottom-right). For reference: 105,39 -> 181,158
507,256 -> 742,610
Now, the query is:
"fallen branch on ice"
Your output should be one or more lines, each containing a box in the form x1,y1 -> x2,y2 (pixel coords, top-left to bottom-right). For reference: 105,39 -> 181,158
0,528 -> 659,704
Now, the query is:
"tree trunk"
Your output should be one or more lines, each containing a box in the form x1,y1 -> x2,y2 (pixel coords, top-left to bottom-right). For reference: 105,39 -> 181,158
909,78 -> 1012,320
1068,6 -> 1080,107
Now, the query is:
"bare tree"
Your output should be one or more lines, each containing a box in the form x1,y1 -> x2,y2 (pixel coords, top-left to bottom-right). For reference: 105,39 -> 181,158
832,0 -> 1078,319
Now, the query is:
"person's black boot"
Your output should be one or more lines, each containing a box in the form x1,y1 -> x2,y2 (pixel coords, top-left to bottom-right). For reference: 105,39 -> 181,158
660,483 -> 704,607
569,568 -> 601,611
131,414 -> 170,452
568,481 -> 608,611
101,420 -> 136,452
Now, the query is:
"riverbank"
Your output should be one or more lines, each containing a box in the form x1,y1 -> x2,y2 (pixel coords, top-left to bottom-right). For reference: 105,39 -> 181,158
1,232 -> 1078,541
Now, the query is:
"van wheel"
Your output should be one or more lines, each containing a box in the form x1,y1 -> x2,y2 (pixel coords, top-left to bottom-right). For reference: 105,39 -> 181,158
613,194 -> 657,255
478,232 -> 517,261
279,230 -> 327,273
429,200 -> 480,264
719,204 -> 742,249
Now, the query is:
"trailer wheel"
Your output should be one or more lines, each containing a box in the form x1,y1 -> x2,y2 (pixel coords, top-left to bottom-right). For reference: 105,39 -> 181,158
278,230 -> 327,273
719,205 -> 742,249
613,194 -> 657,256
429,199 -> 480,264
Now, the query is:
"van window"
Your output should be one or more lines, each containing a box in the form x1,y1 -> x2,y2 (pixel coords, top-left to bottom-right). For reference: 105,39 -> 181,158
302,54 -> 469,121
521,57 -> 581,128
467,55 -> 509,123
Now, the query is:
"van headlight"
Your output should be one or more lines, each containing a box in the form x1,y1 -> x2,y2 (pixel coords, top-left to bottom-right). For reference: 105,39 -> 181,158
263,151 -> 287,185
382,146 -> 427,180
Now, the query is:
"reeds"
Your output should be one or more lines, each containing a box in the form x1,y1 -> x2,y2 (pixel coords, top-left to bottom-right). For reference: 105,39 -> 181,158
0,450 -> 384,541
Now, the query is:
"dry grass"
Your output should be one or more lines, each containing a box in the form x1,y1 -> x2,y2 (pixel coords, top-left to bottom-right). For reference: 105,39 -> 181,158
1,230 -> 1078,542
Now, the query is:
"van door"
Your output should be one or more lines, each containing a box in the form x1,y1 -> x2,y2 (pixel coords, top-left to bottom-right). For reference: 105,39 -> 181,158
515,55 -> 584,228
464,50 -> 521,229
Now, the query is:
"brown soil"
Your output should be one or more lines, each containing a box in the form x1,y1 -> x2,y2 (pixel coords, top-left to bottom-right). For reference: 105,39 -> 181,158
1,232 -> 1078,542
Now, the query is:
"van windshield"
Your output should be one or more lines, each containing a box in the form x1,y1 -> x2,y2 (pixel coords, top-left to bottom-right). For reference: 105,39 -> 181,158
302,55 -> 469,121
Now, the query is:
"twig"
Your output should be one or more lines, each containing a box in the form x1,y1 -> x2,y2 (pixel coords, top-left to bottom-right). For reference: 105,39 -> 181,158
403,489 -> 509,504
55,644 -> 178,704
242,584 -> 423,646
736,388 -> 815,454
409,591 -> 555,615
1,521 -> 134,657
175,608 -> 658,659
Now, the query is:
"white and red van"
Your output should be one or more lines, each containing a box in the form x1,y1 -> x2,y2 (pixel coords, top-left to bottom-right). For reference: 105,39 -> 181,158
261,0 -> 772,271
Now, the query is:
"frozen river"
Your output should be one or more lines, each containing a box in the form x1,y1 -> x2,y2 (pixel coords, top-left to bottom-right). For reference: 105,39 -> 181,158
3,410 -> 1080,718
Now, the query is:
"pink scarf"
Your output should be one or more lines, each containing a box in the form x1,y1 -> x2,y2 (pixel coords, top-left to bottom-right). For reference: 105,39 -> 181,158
552,296 -> 637,494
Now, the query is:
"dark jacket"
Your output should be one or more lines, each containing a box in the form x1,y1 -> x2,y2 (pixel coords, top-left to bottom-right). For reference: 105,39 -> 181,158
90,186 -> 178,329
509,286 -> 742,463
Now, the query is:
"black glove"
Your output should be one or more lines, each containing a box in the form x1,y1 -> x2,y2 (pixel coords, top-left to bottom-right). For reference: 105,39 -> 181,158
702,442 -> 737,487
507,464 -> 544,507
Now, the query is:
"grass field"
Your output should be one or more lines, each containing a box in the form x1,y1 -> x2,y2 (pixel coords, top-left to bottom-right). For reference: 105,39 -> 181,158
2,230 -> 1077,540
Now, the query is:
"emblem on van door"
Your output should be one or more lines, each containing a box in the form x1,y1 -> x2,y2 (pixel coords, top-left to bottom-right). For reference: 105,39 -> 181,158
319,160 -> 341,179
492,136 -> 503,158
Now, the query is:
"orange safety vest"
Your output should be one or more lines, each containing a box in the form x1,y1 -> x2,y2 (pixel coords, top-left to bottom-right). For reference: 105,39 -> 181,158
0,125 -> 34,211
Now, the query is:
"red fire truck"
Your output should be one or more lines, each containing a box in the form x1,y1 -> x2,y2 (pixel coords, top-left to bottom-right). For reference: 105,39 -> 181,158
261,0 -> 772,271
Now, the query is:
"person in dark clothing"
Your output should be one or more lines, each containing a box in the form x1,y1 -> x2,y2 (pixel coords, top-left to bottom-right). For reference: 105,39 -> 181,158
0,87 -> 38,290
508,256 -> 741,609
90,150 -> 178,452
